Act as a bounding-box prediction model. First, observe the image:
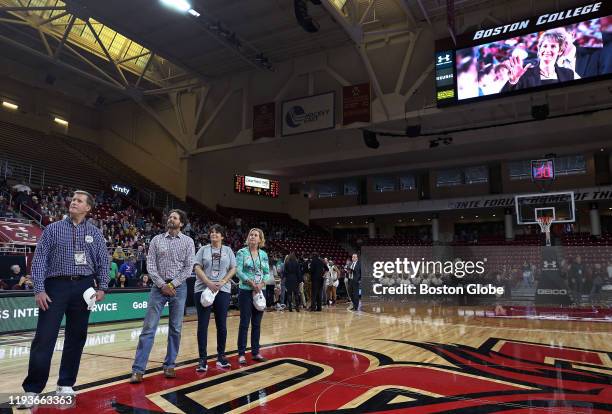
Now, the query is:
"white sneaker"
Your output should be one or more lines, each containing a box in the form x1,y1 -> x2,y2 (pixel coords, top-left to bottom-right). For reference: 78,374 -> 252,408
56,386 -> 75,396
16,392 -> 38,410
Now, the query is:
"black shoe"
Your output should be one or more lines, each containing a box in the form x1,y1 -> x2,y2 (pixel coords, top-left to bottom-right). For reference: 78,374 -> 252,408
289,308 -> 293,312
216,358 -> 231,369
196,360 -> 207,372
252,354 -> 267,362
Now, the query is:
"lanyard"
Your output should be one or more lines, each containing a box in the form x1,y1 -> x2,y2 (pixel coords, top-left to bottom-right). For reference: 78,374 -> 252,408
249,249 -> 263,283
210,245 -> 222,276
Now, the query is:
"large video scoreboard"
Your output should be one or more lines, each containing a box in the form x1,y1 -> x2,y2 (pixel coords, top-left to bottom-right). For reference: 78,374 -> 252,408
234,175 -> 280,198
436,2 -> 611,106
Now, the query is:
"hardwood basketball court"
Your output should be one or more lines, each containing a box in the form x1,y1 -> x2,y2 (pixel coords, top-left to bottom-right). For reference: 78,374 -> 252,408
1,303 -> 610,413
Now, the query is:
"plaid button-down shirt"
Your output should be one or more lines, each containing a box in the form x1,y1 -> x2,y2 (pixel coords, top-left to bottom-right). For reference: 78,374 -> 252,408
147,231 -> 195,288
31,217 -> 110,294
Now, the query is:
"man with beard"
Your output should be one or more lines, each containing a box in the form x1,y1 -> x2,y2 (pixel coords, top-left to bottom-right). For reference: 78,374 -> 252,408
130,209 -> 195,383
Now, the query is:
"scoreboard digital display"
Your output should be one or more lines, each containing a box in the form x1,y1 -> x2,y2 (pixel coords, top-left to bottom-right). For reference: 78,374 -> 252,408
531,159 -> 555,181
435,2 -> 611,107
234,175 -> 280,198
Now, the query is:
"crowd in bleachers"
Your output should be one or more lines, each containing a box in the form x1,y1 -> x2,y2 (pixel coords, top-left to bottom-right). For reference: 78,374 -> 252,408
2,179 -> 612,304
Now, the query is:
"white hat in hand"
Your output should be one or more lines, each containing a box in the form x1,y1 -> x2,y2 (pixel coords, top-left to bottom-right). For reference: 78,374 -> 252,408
253,291 -> 266,311
82,287 -> 97,310
200,288 -> 218,307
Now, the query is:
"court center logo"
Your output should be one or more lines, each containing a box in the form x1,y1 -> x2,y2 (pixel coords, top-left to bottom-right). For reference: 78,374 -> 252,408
69,339 -> 611,413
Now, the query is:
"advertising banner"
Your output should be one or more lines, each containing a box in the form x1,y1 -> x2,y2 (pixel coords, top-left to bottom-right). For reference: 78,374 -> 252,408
281,92 -> 335,136
0,290 -> 168,333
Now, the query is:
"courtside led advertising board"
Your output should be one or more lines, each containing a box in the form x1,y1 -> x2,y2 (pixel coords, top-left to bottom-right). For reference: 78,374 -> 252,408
436,2 -> 612,106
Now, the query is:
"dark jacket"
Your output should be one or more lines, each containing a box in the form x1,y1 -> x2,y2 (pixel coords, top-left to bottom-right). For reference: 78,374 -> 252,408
284,258 -> 300,289
309,257 -> 328,282
349,260 -> 361,284
501,64 -> 574,93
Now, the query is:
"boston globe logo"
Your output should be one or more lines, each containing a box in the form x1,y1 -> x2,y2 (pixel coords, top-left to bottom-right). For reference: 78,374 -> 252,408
285,106 -> 307,128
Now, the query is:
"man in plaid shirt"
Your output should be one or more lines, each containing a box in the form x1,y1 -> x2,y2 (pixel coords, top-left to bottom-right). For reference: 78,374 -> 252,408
20,190 -> 109,406
130,209 -> 195,383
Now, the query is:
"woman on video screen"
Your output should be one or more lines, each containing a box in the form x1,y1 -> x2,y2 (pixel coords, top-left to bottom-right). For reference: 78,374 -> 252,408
502,28 -> 575,92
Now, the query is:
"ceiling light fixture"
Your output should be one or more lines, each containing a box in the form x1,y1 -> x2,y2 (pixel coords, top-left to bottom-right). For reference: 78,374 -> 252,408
2,101 -> 18,110
160,0 -> 191,13
54,117 -> 68,126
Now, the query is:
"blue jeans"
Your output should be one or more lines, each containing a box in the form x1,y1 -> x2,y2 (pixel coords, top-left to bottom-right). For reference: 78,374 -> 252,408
237,288 -> 264,356
23,276 -> 94,393
194,290 -> 230,361
132,284 -> 187,374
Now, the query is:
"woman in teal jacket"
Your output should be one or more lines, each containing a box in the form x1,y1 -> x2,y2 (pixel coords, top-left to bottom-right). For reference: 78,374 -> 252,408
236,227 -> 271,364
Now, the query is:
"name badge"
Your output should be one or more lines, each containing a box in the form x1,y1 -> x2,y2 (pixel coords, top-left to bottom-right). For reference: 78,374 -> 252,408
75,251 -> 87,265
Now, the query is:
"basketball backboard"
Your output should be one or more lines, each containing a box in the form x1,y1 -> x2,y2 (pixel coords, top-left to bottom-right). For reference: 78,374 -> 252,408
515,191 -> 575,225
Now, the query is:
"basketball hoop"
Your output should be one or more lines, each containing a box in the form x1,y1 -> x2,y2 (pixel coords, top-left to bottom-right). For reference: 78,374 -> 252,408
537,216 -> 553,246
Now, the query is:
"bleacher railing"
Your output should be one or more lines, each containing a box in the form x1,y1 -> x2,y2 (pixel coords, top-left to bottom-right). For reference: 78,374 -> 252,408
0,242 -> 28,254
19,203 -> 43,228
1,159 -> 45,188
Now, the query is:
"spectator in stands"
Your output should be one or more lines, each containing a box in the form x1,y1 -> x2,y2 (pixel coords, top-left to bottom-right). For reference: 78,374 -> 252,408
112,246 -> 126,265
115,274 -> 128,288
12,275 -> 34,290
193,224 -> 236,371
108,254 -> 118,288
130,209 -> 194,383
521,261 -> 533,288
10,264 -> 25,279
590,264 -> 607,302
119,256 -> 139,280
236,228 -> 271,365
0,195 -> 7,216
137,274 -> 152,288
284,253 -> 301,312
569,256 -> 585,294
0,279 -> 7,290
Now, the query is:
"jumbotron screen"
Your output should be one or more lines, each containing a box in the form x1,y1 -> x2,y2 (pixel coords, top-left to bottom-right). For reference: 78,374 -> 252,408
436,2 -> 612,106
234,175 -> 280,198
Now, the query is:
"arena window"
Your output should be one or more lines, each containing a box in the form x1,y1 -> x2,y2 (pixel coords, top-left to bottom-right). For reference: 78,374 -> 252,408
399,175 -> 416,191
374,177 -> 396,192
508,160 -> 532,180
317,183 -> 339,198
343,181 -> 359,196
436,168 -> 463,187
555,155 -> 586,177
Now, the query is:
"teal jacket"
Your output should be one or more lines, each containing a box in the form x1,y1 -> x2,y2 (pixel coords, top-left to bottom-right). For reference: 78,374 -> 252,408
236,247 -> 271,290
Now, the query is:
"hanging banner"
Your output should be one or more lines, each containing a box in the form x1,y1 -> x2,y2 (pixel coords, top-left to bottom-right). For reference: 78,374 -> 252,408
343,83 -> 371,125
281,92 -> 335,136
252,102 -> 275,140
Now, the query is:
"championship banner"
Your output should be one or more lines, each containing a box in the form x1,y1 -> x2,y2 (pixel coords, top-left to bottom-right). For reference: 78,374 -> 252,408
0,291 -> 169,333
281,92 -> 335,136
342,83 -> 370,125
252,102 -> 275,140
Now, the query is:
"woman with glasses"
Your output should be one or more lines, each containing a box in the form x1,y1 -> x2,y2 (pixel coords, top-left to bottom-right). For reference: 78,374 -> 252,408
194,224 -> 237,371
